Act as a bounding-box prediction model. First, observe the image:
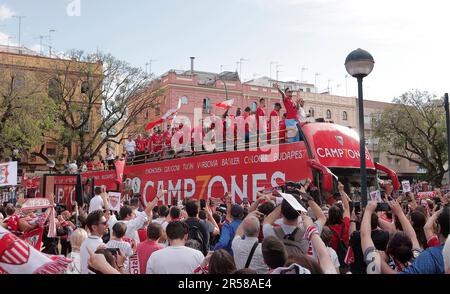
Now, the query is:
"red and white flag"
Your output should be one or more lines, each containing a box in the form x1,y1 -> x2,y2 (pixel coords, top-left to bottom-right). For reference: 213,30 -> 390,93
215,98 -> 234,109
145,98 -> 182,131
0,226 -> 71,274
114,159 -> 126,185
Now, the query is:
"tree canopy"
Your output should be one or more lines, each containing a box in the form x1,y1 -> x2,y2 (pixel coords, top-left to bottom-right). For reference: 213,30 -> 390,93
373,89 -> 447,186
0,68 -> 58,160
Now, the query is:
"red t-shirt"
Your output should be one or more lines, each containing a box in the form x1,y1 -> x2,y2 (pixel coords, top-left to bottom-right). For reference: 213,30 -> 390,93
162,131 -> 171,146
255,106 -> 266,130
135,139 -> 147,153
427,235 -> 440,248
95,160 -> 103,170
86,161 -> 94,171
136,239 -> 163,274
268,110 -> 279,138
151,134 -> 162,153
283,97 -> 297,119
327,216 -> 350,252
143,137 -> 150,152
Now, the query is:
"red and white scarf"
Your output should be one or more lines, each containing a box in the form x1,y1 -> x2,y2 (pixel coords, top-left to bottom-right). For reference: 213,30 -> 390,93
21,198 -> 57,238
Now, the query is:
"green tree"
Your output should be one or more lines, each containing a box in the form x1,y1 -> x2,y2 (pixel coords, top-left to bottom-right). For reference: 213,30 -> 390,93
373,90 -> 447,186
0,68 -> 58,160
44,50 -> 163,163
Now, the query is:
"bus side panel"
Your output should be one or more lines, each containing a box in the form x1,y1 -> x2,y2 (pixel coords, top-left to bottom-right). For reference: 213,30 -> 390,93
125,142 -> 312,207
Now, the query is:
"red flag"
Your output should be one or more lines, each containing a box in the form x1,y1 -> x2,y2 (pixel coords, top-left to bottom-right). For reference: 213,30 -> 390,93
145,98 -> 182,131
114,159 -> 126,185
144,118 -> 164,131
216,98 -> 234,109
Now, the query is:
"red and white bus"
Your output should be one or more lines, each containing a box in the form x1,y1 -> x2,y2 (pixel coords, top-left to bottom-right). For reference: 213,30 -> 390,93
45,122 -> 400,207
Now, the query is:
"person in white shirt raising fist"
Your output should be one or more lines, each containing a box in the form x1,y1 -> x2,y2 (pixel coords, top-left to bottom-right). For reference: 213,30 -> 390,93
107,189 -> 163,244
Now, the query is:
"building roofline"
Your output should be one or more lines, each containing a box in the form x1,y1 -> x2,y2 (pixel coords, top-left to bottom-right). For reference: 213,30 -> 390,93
0,46 -> 101,66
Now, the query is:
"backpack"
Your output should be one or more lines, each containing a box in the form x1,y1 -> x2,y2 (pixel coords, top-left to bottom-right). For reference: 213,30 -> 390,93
187,225 -> 207,256
273,227 -> 309,255
330,224 -> 349,272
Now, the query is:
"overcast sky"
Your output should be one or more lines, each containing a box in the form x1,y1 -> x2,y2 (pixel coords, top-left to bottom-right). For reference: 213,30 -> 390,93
1,0 -> 449,102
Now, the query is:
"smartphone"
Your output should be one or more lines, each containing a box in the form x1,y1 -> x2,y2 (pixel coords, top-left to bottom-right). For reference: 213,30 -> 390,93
376,202 -> 391,212
353,201 -> 361,215
200,199 -> 206,210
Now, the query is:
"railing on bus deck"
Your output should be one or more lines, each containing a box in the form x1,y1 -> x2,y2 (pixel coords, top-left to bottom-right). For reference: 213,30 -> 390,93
125,128 -> 297,166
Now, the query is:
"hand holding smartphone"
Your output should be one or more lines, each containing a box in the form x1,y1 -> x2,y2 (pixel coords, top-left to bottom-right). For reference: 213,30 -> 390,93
375,202 -> 391,212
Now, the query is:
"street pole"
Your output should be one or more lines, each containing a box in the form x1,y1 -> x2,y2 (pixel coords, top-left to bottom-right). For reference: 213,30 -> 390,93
444,93 -> 450,185
357,76 -> 367,207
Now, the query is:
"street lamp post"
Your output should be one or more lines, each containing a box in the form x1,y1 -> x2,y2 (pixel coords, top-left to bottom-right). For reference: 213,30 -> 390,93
345,48 -> 375,207
444,93 -> 450,185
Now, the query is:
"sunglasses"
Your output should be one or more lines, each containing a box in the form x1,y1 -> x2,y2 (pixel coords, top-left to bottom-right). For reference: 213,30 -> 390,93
96,221 -> 107,226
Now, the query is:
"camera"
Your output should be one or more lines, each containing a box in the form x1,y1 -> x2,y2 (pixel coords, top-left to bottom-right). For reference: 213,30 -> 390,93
284,181 -> 303,195
216,205 -> 227,214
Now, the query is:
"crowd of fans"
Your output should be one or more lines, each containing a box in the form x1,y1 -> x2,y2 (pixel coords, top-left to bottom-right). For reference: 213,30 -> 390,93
1,179 -> 449,275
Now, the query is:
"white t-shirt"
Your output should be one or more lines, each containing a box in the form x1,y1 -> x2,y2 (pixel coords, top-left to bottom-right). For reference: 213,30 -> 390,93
65,251 -> 81,274
80,235 -> 105,274
108,212 -> 148,244
106,150 -> 115,161
326,246 -> 340,268
146,245 -> 204,274
297,107 -> 307,123
88,195 -> 104,214
232,236 -> 268,274
124,139 -> 136,153
152,217 -> 168,229
68,163 -> 78,174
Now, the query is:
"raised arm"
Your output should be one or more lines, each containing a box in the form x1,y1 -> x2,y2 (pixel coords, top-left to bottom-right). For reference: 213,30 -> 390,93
100,189 -> 109,211
302,214 -> 337,274
424,207 -> 442,242
407,192 -> 418,211
298,190 -> 326,226
361,202 -> 377,255
144,189 -> 164,217
388,200 -> 420,250
205,202 -> 220,236
361,201 -> 381,274
273,83 -> 286,99
338,182 -> 350,219
223,193 -> 232,222
263,205 -> 281,226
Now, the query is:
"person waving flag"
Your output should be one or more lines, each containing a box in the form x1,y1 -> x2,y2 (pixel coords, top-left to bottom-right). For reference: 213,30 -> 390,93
215,98 -> 234,109
145,98 -> 182,131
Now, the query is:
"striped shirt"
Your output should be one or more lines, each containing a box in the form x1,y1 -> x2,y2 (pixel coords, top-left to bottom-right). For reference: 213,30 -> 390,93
106,239 -> 134,257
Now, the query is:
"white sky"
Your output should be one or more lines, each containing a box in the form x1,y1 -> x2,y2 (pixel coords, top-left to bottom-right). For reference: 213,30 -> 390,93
1,0 -> 450,102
